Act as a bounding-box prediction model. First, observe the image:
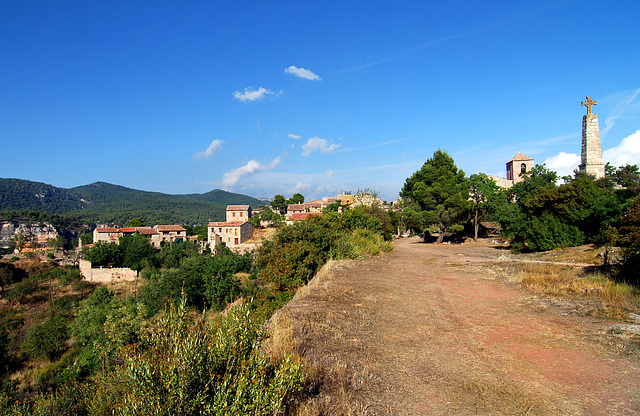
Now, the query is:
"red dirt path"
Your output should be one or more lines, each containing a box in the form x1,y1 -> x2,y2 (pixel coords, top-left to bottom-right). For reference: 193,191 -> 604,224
280,236 -> 640,415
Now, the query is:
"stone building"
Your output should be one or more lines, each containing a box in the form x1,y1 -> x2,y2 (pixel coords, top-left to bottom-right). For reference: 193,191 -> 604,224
226,205 -> 252,222
506,152 -> 535,184
208,205 -> 254,249
489,152 -> 535,189
153,225 -> 187,245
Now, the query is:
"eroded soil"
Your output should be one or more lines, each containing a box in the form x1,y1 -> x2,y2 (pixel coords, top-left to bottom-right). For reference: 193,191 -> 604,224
276,237 -> 640,415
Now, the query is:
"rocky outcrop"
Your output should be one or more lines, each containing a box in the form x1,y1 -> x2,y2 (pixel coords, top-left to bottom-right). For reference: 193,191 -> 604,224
0,221 -> 60,249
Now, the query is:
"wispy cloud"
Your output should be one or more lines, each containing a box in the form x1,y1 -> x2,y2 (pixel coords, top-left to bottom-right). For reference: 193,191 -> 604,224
342,137 -> 410,152
221,157 -> 281,187
232,87 -> 281,102
334,0 -> 574,75
302,137 -> 340,156
601,87 -> 640,138
193,139 -> 223,160
288,133 -> 301,139
284,66 -> 321,81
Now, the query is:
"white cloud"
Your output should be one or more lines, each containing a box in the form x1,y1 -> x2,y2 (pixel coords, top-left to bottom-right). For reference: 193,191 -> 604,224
288,133 -> 301,139
326,170 -> 335,179
232,87 -> 279,102
284,65 -> 321,81
543,151 -> 581,178
193,140 -> 223,160
302,137 -> 340,156
221,157 -> 281,187
288,182 -> 311,194
604,129 -> 640,167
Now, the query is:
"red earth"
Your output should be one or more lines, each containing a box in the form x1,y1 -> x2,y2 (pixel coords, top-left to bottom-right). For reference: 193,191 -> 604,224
277,236 -> 640,415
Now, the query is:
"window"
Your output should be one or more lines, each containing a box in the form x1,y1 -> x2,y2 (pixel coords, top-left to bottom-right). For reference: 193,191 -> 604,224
520,163 -> 527,173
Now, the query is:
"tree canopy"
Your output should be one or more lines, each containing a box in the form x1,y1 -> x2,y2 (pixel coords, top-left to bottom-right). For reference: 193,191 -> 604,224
400,149 -> 471,243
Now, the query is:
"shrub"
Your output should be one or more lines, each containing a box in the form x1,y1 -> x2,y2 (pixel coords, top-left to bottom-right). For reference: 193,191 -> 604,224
6,278 -> 40,304
22,310 -> 70,361
91,298 -> 303,415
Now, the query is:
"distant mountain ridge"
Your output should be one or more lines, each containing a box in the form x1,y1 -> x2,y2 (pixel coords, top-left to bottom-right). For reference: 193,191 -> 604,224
0,178 -> 265,225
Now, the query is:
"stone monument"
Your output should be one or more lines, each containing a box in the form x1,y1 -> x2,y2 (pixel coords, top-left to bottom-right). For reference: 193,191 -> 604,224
578,96 -> 605,179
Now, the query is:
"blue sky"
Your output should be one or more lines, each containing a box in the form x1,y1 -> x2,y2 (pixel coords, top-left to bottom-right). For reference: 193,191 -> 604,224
2,1 -> 639,202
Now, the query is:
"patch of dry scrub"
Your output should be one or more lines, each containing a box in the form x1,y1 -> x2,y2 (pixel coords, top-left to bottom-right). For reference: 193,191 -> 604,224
496,261 -> 640,318
264,260 -> 386,415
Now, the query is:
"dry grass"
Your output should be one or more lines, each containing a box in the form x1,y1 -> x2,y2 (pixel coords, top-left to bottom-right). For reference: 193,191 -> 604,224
499,262 -> 640,318
264,259 -> 389,415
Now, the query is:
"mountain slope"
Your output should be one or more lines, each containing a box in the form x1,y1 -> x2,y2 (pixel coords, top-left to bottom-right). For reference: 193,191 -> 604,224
0,178 -> 85,213
0,179 -> 265,224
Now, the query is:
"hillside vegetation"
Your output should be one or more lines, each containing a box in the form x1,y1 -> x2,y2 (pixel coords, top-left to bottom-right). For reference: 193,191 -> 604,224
0,205 -> 394,414
0,179 -> 265,226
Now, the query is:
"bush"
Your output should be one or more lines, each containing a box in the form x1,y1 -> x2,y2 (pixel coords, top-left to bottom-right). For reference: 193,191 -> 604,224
91,298 -> 303,415
517,214 -> 585,252
22,310 -> 70,361
6,278 -> 40,304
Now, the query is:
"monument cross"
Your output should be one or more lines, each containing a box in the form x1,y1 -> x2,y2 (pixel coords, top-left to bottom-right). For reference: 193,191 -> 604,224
581,96 -> 597,114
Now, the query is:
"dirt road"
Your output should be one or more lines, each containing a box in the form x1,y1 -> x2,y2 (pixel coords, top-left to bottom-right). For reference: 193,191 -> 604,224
278,236 -> 640,415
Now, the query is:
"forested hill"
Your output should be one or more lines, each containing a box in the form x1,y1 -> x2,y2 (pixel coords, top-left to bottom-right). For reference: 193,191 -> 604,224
0,178 -> 85,213
0,179 -> 265,225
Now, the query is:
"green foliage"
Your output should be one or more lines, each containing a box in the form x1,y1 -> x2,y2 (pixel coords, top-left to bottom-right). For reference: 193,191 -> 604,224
23,309 -> 70,361
0,262 -> 21,296
256,209 -> 390,291
139,249 -> 251,316
495,166 -> 621,252
401,149 -> 471,242
120,234 -> 156,271
156,239 -> 201,269
79,233 -> 92,246
70,288 -> 143,375
271,194 -> 287,214
286,193 -> 305,205
610,196 -> 640,285
469,173 -> 500,241
6,278 -> 40,304
0,179 -> 265,229
84,236 -> 157,270
127,217 -> 146,227
90,299 -> 302,415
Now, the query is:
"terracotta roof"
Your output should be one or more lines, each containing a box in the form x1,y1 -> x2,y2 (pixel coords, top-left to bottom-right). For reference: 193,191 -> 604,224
208,221 -> 248,227
289,213 -> 322,221
155,225 -> 186,232
135,227 -> 158,235
227,205 -> 250,211
96,227 -> 120,233
304,199 -> 324,207
509,152 -> 534,162
119,227 -> 136,232
287,204 -> 306,211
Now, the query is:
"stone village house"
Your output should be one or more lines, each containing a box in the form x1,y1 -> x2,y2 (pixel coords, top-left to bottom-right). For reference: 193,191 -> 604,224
207,205 -> 254,249
93,225 -> 186,249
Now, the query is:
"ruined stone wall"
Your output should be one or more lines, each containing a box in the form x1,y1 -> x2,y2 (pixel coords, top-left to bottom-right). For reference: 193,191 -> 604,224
78,259 -> 137,283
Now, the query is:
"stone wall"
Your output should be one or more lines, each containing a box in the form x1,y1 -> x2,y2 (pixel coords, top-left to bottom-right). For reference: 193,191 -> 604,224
78,259 -> 137,283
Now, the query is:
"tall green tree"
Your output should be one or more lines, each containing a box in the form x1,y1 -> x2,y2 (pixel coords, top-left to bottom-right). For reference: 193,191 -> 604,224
469,173 -> 499,242
286,193 -> 305,205
270,194 -> 287,214
400,150 -> 471,243
128,217 -> 146,227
